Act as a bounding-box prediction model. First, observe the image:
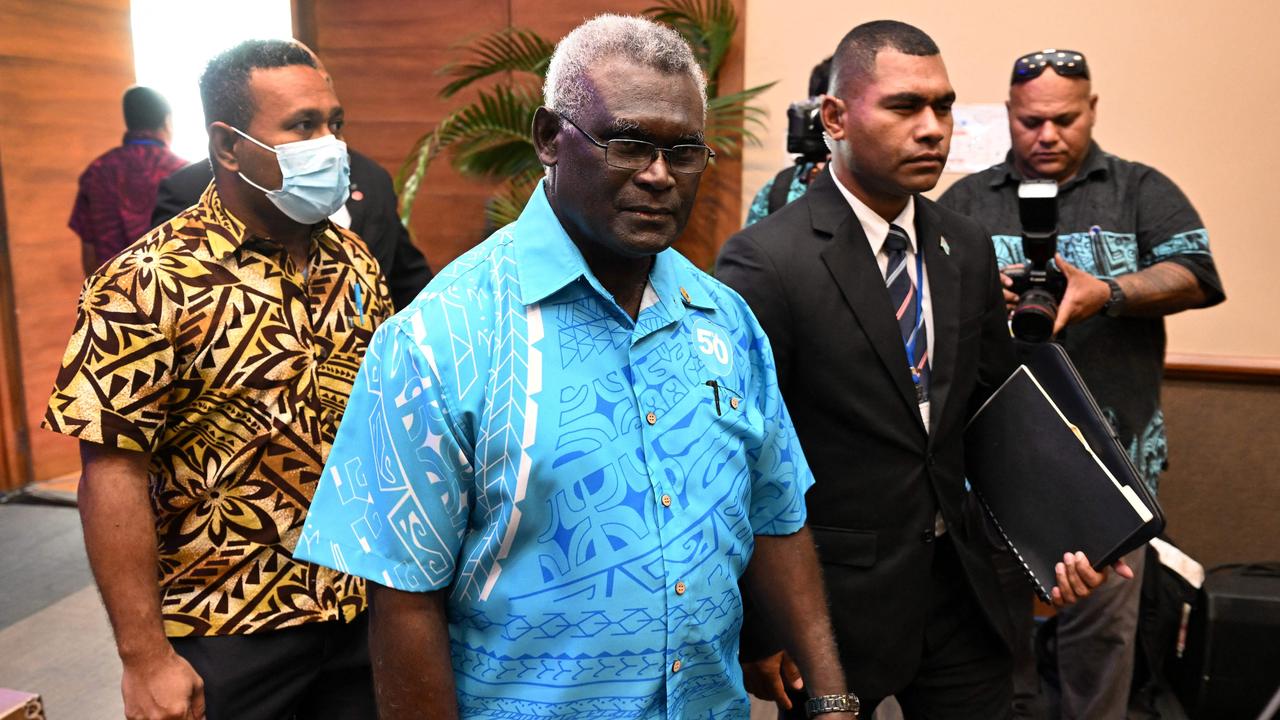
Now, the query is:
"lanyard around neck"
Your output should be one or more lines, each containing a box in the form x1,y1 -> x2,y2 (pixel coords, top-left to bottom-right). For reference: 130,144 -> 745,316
903,248 -> 925,385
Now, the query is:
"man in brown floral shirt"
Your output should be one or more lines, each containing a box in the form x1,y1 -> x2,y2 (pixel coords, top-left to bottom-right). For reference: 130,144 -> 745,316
44,40 -> 392,720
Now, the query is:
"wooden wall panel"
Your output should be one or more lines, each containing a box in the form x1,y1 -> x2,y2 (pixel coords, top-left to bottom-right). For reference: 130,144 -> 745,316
0,0 -> 135,484
310,0 -> 746,274
0,154 -> 33,490
1159,379 -> 1280,568
310,0 -> 510,273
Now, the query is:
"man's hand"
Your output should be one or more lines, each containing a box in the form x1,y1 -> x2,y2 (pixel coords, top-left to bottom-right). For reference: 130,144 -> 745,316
741,529 -> 853,716
742,650 -> 803,711
1051,253 -> 1110,335
121,648 -> 205,720
999,264 -> 1022,313
1050,551 -> 1135,607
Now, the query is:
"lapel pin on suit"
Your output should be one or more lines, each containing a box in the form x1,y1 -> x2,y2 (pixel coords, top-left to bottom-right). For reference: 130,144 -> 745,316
940,237 -> 951,256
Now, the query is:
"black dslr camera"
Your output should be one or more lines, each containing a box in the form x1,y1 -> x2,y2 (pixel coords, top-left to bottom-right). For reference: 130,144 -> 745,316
1006,180 -> 1067,343
785,98 -> 828,163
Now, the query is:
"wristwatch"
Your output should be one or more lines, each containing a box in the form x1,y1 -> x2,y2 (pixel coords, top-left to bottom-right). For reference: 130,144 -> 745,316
1101,277 -> 1126,317
805,693 -> 861,717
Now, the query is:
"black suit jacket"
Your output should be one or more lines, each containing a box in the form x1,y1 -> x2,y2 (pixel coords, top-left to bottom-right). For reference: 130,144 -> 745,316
716,171 -> 1016,698
152,150 -> 432,310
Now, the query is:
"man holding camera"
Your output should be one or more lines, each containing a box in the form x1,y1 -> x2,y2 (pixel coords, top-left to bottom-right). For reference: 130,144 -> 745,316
744,57 -> 832,224
939,49 -> 1225,719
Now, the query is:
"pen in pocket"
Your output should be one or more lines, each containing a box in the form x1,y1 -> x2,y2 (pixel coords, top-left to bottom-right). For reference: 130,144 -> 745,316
353,279 -> 364,320
705,380 -> 721,415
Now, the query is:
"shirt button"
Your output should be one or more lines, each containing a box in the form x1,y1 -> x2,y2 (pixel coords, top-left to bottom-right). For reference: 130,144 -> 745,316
646,411 -> 657,425
675,581 -> 687,595
671,659 -> 682,673
729,397 -> 740,410
661,494 -> 672,508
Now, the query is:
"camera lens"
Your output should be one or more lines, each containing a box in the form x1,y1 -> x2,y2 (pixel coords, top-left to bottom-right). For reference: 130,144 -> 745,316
1011,288 -> 1058,342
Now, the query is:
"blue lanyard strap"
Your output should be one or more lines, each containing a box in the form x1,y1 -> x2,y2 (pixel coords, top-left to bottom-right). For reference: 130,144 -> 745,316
903,250 -> 925,385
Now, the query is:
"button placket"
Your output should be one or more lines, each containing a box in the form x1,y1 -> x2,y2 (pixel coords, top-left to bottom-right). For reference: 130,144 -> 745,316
629,346 -> 684,705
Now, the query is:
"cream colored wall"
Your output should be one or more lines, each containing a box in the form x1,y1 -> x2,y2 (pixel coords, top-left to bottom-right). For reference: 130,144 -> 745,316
743,0 -> 1278,358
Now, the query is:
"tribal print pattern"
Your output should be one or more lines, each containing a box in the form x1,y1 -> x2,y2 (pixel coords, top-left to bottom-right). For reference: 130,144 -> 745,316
45,182 -> 393,636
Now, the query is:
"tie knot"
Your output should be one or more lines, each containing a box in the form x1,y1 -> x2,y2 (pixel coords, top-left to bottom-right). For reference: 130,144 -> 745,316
885,225 -> 910,252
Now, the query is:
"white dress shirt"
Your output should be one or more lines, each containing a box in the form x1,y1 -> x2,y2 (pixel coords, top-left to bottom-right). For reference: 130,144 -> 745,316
830,169 -> 948,535
829,167 -> 935,430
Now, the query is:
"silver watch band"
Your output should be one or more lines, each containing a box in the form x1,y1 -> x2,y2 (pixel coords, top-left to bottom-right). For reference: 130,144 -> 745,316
805,692 -> 861,717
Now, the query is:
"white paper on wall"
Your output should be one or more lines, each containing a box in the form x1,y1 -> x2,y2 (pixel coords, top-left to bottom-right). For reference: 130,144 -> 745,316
945,103 -> 1012,175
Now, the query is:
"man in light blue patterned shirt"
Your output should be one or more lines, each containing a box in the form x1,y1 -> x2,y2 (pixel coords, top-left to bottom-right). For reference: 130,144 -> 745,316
297,14 -> 856,720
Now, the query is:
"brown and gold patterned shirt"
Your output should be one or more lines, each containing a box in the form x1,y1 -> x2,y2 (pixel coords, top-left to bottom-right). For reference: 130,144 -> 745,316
45,182 -> 394,637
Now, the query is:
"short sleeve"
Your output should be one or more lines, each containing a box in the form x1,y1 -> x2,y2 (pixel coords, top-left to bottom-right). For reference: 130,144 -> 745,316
295,321 -> 473,592
68,170 -> 94,243
1135,167 -> 1224,304
742,313 -> 814,536
43,275 -> 175,453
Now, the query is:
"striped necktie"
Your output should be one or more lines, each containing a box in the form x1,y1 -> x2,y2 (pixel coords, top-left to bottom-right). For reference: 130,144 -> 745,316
885,223 -> 929,403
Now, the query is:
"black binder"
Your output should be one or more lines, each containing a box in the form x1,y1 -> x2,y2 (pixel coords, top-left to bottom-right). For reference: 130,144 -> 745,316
964,342 -> 1164,602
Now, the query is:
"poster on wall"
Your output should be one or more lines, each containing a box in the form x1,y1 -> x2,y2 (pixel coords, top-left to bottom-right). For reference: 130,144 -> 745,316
945,103 -> 1011,175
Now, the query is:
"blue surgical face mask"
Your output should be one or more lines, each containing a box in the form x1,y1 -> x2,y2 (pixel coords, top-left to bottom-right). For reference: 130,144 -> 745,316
231,127 -> 350,224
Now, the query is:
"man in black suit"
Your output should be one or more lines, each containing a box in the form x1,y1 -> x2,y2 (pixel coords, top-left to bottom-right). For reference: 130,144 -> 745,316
152,149 -> 432,310
717,21 -> 1127,719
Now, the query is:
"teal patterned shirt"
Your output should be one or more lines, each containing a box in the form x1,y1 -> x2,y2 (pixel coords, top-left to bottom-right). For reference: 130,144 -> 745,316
296,181 -> 813,718
745,162 -> 821,226
939,144 -> 1225,495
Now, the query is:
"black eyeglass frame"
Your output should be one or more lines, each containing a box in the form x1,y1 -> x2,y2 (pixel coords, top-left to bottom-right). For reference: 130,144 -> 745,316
1011,49 -> 1090,84
558,113 -> 716,175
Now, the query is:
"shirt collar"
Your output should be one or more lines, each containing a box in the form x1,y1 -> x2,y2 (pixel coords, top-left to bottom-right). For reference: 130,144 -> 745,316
198,181 -> 342,261
513,180 -> 716,312
123,129 -> 167,146
829,165 -> 918,256
990,141 -> 1109,188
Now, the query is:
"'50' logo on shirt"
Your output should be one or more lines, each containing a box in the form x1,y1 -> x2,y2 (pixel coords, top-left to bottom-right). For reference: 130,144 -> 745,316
692,318 -> 733,377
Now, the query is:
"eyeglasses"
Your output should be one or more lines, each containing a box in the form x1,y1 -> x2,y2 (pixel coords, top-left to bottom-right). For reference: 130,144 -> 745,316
1011,49 -> 1090,84
558,113 -> 715,174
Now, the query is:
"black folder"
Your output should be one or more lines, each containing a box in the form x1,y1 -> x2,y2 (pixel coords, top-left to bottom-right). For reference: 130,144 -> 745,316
964,342 -> 1164,603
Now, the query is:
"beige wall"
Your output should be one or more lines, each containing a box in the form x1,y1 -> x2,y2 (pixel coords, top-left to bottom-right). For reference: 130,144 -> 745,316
744,0 -> 1278,359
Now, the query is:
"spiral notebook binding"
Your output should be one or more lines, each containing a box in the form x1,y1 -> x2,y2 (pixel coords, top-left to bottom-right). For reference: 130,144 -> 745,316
974,489 -> 1051,603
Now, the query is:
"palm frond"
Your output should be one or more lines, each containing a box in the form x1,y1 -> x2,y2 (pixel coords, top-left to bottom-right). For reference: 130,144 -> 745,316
395,113 -> 459,226
702,81 -> 776,155
484,169 -> 543,228
645,0 -> 737,94
443,85 -> 541,177
440,28 -> 555,97
454,140 -> 542,178
395,86 -> 543,225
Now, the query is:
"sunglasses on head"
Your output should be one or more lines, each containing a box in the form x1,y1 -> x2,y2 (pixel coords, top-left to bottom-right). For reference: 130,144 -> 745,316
1011,49 -> 1090,84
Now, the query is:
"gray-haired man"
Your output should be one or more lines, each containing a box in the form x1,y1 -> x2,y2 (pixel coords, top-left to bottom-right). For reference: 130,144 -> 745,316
296,14 -> 855,720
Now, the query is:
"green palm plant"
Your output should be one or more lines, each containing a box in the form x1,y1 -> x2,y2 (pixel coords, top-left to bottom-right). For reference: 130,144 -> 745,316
394,1 -> 774,230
